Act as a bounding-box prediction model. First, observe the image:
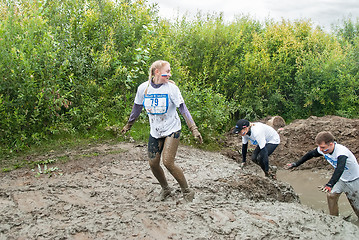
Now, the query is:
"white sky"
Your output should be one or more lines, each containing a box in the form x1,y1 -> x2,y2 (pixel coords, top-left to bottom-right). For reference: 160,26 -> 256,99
146,0 -> 359,30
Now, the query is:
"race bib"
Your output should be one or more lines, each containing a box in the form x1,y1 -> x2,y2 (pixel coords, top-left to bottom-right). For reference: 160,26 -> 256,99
144,94 -> 168,115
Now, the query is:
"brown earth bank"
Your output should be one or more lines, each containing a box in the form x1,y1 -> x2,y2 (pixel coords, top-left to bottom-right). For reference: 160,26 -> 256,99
222,115 -> 359,170
1,115 -> 359,239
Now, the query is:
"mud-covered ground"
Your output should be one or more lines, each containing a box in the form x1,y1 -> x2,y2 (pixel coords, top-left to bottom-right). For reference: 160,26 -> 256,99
1,116 -> 359,239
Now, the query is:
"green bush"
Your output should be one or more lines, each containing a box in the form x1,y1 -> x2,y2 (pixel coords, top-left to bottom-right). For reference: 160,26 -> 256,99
0,0 -> 156,152
179,82 -> 238,145
1,0 -> 358,156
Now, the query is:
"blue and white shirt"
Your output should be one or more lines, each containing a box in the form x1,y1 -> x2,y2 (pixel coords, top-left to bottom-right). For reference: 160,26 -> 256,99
317,143 -> 359,182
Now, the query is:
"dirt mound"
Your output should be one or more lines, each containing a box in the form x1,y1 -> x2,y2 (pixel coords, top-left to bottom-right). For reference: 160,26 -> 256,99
263,115 -> 286,130
221,173 -> 298,202
273,115 -> 359,169
223,115 -> 359,170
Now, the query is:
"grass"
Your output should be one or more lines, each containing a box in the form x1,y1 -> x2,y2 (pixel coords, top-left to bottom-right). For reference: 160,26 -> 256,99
0,130 -> 116,172
0,121 -> 224,172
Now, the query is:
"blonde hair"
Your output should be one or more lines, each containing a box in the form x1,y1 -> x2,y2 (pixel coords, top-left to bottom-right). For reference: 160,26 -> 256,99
148,60 -> 169,81
145,60 -> 170,95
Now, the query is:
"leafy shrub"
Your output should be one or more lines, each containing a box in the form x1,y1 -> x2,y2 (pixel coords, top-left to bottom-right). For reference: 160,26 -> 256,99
179,82 -> 238,145
0,0 -> 358,155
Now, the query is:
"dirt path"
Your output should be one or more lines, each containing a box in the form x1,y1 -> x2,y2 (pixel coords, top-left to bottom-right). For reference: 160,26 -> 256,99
1,141 -> 358,239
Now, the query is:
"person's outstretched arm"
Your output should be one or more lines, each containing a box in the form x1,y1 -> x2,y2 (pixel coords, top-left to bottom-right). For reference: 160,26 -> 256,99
285,149 -> 321,169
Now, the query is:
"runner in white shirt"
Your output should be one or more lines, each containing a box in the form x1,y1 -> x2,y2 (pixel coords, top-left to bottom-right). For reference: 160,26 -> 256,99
286,131 -> 359,219
134,79 -> 182,138
233,119 -> 280,179
121,60 -> 202,202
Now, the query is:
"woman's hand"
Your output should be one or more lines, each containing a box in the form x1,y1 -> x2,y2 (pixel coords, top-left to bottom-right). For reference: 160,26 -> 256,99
121,123 -> 132,134
191,127 -> 203,144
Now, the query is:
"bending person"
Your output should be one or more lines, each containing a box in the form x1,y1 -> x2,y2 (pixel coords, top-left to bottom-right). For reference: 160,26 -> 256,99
233,119 -> 280,179
285,131 -> 359,219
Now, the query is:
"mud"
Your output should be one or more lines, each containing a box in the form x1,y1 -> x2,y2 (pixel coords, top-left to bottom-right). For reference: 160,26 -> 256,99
277,169 -> 353,216
1,115 -> 359,239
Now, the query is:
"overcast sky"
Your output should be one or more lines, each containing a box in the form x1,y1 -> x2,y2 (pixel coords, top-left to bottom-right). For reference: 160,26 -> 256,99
146,0 -> 359,30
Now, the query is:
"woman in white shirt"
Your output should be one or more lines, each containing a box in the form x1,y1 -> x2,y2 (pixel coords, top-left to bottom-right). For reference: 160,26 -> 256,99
122,60 -> 202,202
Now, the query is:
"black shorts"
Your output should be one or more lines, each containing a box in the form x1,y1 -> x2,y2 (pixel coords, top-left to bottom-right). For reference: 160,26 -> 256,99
148,130 -> 181,158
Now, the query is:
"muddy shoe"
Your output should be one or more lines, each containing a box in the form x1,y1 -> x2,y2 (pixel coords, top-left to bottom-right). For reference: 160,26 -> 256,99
160,187 -> 172,201
239,162 -> 246,170
265,165 -> 277,180
269,165 -> 277,176
265,171 -> 277,180
182,188 -> 195,202
269,166 -> 277,175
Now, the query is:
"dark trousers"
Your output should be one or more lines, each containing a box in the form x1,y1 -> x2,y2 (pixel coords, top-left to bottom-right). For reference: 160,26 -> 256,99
251,143 -> 278,172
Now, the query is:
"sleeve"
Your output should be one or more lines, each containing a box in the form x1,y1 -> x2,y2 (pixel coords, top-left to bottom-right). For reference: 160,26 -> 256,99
170,84 -> 184,108
134,83 -> 146,105
128,103 -> 143,123
326,155 -> 347,187
293,149 -> 321,167
242,136 -> 249,145
179,102 -> 195,127
242,143 -> 248,163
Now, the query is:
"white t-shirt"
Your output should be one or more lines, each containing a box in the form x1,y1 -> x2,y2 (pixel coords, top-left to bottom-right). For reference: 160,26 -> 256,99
242,122 -> 280,149
317,143 -> 359,182
134,81 -> 184,138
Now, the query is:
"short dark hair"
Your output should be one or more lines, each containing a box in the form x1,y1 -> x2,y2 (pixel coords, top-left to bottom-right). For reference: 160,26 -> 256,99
315,131 -> 335,145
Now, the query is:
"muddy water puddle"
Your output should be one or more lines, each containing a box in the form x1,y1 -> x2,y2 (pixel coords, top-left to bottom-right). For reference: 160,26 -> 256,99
277,169 -> 354,218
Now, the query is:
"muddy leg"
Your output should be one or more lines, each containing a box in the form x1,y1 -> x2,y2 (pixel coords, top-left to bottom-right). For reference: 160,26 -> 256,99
345,192 -> 359,219
252,147 -> 269,175
148,153 -> 169,189
148,136 -> 169,189
162,132 -> 194,202
257,151 -> 269,173
327,192 -> 341,216
162,133 -> 188,189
